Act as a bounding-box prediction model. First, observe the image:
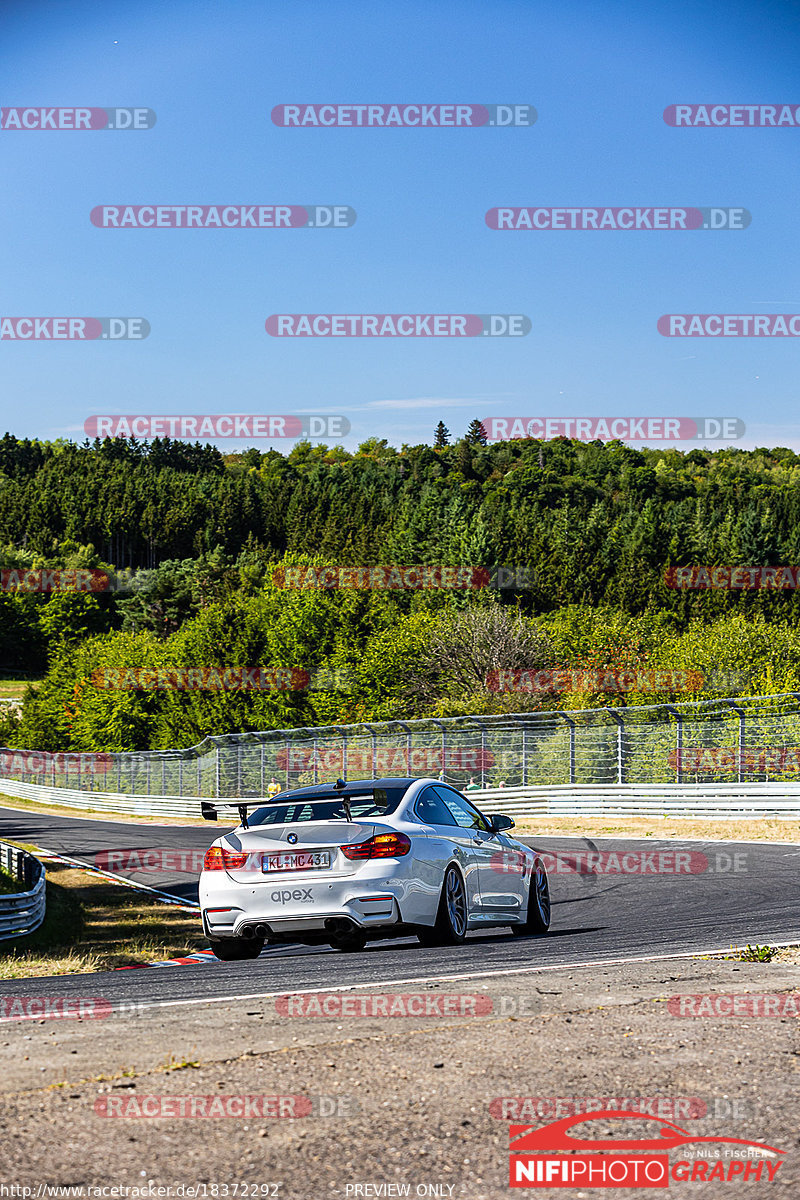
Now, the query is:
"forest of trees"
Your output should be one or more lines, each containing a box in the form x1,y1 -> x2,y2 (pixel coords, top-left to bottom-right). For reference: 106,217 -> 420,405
2,429 -> 800,751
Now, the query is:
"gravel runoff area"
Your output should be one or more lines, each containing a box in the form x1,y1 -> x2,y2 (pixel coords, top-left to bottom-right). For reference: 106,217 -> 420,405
0,956 -> 798,1198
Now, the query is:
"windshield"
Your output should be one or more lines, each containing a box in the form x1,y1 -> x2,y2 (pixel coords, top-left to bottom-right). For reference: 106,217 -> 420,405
246,786 -> 405,827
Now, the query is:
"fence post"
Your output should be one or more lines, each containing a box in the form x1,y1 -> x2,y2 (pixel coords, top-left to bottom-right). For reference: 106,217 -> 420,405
605,709 -> 625,785
215,746 -> 221,798
342,730 -> 348,779
467,717 -> 488,788
664,706 -> 683,784
557,713 -> 576,785
728,702 -> 746,784
260,743 -> 265,795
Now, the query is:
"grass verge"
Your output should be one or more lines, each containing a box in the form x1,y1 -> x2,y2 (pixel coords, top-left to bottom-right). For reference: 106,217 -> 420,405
0,678 -> 42,701
514,816 -> 800,843
0,854 -> 206,979
0,867 -> 19,895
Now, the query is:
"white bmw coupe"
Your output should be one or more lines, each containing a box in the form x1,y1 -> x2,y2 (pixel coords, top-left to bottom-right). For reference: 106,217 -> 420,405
200,776 -> 550,959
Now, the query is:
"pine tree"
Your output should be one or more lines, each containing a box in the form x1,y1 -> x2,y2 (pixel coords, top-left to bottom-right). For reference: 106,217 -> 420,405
434,421 -> 450,448
464,419 -> 487,446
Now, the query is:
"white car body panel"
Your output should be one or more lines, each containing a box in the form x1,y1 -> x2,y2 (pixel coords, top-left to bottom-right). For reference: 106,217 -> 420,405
199,777 -> 535,942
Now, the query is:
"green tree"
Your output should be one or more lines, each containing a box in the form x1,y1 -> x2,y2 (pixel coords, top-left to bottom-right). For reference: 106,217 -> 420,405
434,421 -> 450,448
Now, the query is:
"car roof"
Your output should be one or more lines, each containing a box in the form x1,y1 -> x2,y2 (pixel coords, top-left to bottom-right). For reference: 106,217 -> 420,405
271,776 -> 421,801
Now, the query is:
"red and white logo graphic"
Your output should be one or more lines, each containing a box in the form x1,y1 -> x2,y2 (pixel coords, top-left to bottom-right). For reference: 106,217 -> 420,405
509,1111 -> 784,1187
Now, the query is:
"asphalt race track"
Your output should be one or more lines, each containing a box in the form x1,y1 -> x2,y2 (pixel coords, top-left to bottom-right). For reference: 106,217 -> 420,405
2,801 -> 800,1008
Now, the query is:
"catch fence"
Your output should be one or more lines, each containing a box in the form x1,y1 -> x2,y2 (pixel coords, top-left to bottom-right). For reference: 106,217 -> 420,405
3,694 -> 800,806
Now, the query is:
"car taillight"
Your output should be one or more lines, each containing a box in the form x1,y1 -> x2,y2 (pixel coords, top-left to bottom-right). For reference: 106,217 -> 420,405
203,846 -> 248,871
341,832 -> 411,860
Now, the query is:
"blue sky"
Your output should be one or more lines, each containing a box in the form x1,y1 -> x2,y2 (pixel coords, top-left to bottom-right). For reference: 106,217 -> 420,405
1,0 -> 799,453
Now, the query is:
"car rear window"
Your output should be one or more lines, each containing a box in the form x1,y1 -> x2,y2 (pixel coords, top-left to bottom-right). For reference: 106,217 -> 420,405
247,786 -> 405,826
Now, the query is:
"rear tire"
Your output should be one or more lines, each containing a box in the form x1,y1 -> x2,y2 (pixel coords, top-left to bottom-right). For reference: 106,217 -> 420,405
329,931 -> 367,953
417,864 -> 468,947
210,937 -> 264,961
511,857 -> 551,936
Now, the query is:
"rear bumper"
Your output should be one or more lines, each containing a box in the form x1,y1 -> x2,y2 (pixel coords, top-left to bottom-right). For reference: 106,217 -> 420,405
201,883 -> 401,940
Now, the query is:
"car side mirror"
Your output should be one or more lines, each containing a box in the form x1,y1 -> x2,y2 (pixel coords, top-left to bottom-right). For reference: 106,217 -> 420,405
489,813 -> 515,833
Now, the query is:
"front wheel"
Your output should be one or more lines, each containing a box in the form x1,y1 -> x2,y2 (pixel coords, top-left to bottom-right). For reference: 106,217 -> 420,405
417,864 -> 468,947
209,936 -> 264,961
511,857 -> 551,937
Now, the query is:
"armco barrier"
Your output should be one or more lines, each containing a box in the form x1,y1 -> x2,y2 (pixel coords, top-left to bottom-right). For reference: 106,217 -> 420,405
473,783 -> 800,820
0,776 -> 799,821
0,841 -> 46,941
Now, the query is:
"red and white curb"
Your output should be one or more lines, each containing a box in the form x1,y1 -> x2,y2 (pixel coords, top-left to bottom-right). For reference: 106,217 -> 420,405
117,948 -> 219,970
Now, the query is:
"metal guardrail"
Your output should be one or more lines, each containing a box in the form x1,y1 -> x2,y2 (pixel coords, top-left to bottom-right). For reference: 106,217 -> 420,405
474,783 -> 800,821
0,841 -> 46,941
1,775 -> 799,823
0,778 -> 195,821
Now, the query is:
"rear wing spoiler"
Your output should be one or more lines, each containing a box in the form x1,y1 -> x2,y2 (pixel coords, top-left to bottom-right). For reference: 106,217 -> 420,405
201,799 -> 271,829
201,780 -> 352,828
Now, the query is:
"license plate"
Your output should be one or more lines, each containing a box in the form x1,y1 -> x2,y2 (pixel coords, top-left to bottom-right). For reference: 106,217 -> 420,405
262,850 -> 331,873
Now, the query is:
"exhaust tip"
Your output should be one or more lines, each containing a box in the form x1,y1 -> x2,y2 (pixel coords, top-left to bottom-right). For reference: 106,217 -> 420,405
254,923 -> 268,938
324,917 -> 356,935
